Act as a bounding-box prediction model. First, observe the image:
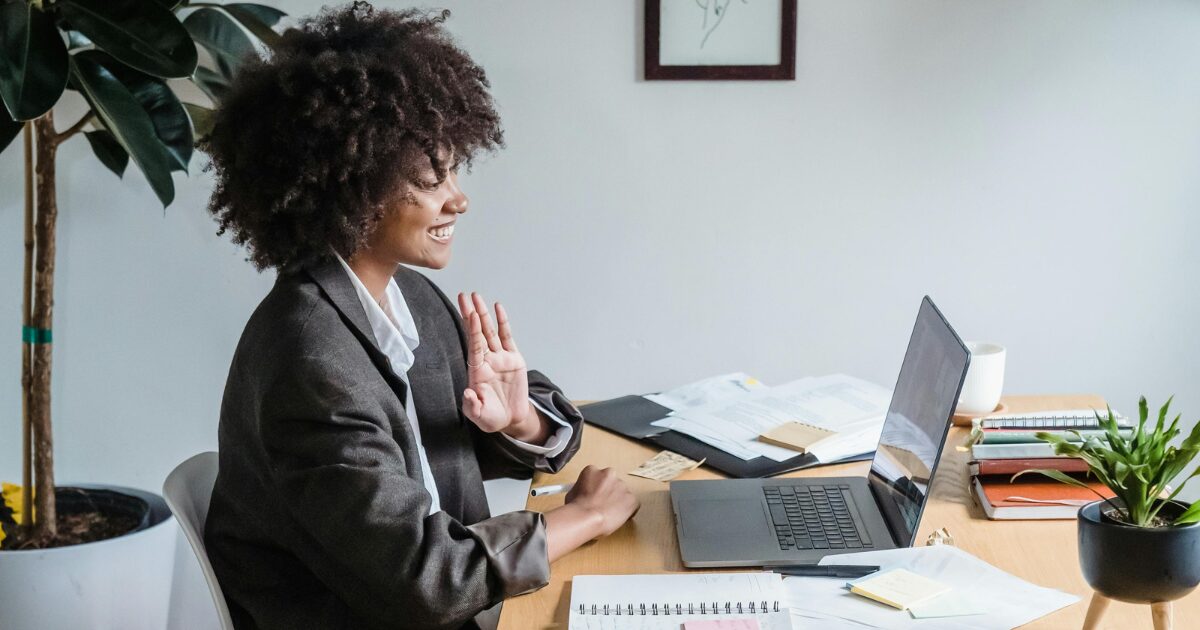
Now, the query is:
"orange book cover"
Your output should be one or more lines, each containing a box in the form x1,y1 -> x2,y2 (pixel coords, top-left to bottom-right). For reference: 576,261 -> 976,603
983,478 -> 1113,507
973,476 -> 1116,520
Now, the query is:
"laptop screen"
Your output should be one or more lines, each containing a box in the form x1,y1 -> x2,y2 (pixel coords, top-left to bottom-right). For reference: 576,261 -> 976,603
867,297 -> 969,547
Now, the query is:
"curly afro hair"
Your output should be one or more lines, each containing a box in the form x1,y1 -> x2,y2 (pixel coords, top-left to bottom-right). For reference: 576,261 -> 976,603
203,1 -> 503,270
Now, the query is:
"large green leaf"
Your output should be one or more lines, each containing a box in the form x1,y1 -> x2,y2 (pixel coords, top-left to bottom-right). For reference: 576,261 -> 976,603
221,4 -> 283,48
66,31 -> 93,51
184,8 -> 254,79
84,129 -> 129,177
226,4 -> 286,27
0,3 -> 68,120
0,115 -> 22,155
92,53 -> 193,171
58,0 -> 197,79
192,65 -> 230,102
70,53 -> 175,206
183,102 -> 214,141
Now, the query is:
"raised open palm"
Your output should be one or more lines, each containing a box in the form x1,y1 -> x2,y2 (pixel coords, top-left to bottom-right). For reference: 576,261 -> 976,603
456,292 -> 536,435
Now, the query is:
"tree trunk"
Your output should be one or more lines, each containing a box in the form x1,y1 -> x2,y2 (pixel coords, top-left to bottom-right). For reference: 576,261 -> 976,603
21,121 -> 34,536
28,113 -> 59,541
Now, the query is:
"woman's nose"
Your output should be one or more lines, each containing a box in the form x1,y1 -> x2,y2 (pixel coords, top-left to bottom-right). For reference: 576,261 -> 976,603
447,192 -> 469,214
445,173 -> 469,214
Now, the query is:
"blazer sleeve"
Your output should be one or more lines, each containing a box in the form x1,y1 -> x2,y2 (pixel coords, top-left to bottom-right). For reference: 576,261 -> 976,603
259,352 -> 550,630
473,369 -> 586,480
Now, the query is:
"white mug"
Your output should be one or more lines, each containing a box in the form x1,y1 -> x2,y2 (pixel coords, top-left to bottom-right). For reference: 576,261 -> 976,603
957,342 -> 1006,416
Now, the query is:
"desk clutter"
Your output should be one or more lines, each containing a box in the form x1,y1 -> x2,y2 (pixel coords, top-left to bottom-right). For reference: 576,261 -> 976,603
785,545 -> 1078,629
582,372 -> 891,478
565,547 -> 1076,630
967,411 -> 1126,520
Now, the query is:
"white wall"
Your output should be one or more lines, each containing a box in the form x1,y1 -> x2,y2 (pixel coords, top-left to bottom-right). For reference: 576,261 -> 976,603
3,1 -> 1200,618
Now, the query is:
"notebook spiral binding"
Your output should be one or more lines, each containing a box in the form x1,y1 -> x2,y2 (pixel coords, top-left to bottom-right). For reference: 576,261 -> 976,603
576,600 -> 781,616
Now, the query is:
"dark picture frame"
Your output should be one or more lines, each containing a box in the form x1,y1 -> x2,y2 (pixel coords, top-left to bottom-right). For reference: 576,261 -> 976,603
645,0 -> 797,81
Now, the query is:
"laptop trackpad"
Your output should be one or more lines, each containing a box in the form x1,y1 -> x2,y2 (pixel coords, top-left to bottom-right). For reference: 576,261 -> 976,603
680,499 -> 770,540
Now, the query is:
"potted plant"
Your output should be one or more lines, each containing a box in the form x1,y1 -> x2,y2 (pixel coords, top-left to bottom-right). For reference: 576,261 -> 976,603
1017,397 -> 1200,629
0,1 -> 285,627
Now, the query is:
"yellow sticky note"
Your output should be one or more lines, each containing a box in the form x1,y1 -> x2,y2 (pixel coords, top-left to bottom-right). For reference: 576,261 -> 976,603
849,568 -> 952,611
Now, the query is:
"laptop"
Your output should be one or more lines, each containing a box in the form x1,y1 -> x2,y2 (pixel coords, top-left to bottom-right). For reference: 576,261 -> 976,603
670,296 -> 970,567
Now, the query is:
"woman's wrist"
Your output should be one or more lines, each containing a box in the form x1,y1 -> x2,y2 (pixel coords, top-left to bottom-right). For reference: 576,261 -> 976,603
502,401 -> 551,444
544,503 -> 605,562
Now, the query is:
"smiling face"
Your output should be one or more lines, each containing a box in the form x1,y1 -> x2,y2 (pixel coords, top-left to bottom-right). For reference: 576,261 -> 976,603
362,157 -> 469,270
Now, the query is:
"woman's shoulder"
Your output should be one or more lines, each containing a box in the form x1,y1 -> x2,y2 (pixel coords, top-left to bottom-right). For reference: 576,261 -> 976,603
235,269 -> 355,363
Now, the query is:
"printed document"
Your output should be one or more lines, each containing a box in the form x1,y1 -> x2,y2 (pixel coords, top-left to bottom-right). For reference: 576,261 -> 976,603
645,372 -> 766,412
652,374 -> 892,462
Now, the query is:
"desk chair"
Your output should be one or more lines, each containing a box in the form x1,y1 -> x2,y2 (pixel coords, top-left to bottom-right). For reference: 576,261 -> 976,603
163,452 -> 234,630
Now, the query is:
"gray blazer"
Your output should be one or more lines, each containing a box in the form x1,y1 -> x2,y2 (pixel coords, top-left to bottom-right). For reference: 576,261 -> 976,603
204,259 -> 585,630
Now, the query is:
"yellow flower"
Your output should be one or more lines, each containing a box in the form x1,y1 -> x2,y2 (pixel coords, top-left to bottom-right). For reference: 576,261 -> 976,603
2,482 -> 30,525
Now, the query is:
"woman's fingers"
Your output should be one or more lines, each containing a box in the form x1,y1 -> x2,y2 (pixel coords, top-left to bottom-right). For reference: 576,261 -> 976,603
467,311 -> 488,369
471,292 -> 503,352
457,291 -> 476,322
463,388 -> 482,419
495,302 -> 519,352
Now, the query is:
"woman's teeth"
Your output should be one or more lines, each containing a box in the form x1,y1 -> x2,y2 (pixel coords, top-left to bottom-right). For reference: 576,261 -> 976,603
428,224 -> 455,242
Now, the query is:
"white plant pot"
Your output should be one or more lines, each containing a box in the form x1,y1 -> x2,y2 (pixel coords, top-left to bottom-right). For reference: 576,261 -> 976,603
0,484 -> 177,630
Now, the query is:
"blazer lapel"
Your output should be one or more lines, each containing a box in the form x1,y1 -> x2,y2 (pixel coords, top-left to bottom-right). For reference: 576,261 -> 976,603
302,259 -> 410,404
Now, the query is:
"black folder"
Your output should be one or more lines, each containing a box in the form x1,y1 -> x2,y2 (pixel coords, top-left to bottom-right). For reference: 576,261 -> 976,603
580,395 -> 874,479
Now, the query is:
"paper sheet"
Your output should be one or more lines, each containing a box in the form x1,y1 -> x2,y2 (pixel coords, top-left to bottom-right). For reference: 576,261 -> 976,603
653,375 -> 891,462
683,620 -> 761,630
907,593 -> 987,619
782,545 -> 1078,629
629,450 -> 705,481
645,372 -> 766,412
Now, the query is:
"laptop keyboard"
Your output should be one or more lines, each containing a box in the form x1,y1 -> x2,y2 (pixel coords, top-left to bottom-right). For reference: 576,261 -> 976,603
763,484 -> 873,551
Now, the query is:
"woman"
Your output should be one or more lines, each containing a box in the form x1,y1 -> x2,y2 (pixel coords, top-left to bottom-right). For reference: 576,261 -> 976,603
201,4 -> 639,629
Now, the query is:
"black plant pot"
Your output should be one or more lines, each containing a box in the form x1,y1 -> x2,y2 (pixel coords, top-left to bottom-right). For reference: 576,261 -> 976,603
1078,499 -> 1200,604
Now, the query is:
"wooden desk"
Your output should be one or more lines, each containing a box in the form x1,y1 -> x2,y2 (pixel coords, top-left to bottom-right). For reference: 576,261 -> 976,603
498,395 -> 1200,629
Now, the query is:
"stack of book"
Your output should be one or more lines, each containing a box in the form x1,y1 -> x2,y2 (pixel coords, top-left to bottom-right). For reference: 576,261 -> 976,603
968,411 -> 1126,520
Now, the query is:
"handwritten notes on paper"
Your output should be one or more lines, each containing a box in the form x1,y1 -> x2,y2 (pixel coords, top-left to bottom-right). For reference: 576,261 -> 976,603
683,620 -> 761,630
629,451 -> 704,481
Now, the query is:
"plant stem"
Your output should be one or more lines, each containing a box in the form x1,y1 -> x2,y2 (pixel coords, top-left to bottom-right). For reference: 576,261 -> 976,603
55,113 -> 93,144
21,121 -> 34,536
29,113 -> 60,542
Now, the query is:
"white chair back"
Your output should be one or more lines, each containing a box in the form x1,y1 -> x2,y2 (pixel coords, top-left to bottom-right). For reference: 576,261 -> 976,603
163,452 -> 234,630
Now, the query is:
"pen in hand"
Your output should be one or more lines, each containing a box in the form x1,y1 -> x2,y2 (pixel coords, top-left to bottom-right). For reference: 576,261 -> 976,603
530,483 -> 575,497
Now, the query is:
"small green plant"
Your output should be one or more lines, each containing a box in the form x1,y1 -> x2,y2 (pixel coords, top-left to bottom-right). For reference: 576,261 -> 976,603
1016,397 -> 1200,527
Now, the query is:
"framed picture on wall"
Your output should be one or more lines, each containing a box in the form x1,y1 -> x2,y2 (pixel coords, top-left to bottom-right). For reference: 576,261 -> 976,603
645,0 -> 797,80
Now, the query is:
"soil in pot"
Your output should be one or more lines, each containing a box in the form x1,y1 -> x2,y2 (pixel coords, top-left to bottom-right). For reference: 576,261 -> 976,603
1099,499 -> 1185,528
0,487 -> 150,550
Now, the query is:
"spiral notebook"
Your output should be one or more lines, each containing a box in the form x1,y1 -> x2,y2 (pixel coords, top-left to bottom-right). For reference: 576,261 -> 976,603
568,573 -> 792,629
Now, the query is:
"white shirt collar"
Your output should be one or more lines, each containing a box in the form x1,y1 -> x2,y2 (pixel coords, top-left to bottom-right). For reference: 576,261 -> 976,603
333,253 -> 420,374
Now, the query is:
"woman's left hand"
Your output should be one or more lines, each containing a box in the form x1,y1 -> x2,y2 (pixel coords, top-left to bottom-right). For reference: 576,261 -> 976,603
457,292 -> 546,442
